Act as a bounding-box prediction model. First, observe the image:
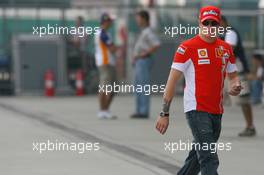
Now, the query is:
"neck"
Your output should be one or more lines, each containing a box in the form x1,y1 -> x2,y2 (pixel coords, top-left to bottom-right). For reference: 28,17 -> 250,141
199,33 -> 217,43
101,25 -> 107,30
141,23 -> 148,29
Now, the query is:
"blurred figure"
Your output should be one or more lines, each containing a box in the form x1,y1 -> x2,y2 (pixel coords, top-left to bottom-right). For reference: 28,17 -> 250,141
248,53 -> 264,104
71,16 -> 88,73
95,13 -> 118,119
130,10 -> 160,119
220,16 -> 256,137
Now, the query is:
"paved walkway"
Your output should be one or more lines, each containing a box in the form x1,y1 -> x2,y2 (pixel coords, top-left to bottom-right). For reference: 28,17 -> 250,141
0,95 -> 263,175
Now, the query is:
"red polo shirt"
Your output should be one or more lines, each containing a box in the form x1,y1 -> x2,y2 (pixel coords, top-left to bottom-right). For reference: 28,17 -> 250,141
172,35 -> 237,114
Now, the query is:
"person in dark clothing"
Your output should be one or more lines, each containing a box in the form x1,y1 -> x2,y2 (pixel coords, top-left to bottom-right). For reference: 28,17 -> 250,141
220,16 -> 256,137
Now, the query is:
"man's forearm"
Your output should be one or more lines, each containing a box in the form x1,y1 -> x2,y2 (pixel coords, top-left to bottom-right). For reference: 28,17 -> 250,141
161,69 -> 182,114
148,45 -> 160,54
162,98 -> 172,114
140,45 -> 160,57
162,82 -> 175,113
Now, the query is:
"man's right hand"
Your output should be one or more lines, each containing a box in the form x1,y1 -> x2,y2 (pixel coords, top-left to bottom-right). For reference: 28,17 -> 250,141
229,81 -> 243,96
155,116 -> 169,135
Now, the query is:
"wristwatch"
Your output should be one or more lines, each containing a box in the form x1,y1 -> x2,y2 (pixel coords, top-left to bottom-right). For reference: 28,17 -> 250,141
160,111 -> 169,117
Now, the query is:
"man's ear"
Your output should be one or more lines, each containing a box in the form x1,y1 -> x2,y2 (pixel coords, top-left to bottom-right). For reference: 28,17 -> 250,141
198,20 -> 202,27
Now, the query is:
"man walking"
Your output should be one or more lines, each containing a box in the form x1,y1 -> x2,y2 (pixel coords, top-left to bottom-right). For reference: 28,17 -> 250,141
95,13 -> 118,119
130,10 -> 160,119
156,6 -> 242,174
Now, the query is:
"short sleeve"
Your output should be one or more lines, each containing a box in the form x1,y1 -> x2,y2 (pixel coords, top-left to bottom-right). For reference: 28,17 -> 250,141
226,46 -> 238,73
257,67 -> 264,79
100,31 -> 113,45
171,44 -> 190,72
147,30 -> 160,47
225,30 -> 238,47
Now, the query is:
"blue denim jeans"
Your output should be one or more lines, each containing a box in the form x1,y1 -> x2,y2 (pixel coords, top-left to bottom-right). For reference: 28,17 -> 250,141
134,57 -> 153,115
177,110 -> 222,175
250,80 -> 263,104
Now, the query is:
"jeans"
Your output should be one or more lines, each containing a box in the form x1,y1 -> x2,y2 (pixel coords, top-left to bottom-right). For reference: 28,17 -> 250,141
250,80 -> 263,104
177,110 -> 222,175
134,57 -> 152,115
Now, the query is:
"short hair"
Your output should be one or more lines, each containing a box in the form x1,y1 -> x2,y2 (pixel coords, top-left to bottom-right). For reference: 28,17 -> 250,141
136,10 -> 150,24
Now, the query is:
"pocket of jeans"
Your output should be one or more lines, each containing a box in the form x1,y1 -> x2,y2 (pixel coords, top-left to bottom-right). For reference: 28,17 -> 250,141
186,110 -> 196,118
195,113 -> 213,135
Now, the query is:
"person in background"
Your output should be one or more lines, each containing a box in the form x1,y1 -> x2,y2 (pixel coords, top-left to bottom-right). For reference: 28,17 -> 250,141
71,16 -> 88,73
94,13 -> 119,119
130,10 -> 160,119
220,16 -> 256,137
248,53 -> 264,104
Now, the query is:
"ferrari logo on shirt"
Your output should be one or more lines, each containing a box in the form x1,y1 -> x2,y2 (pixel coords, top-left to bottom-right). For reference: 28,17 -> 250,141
197,49 -> 208,58
215,46 -> 230,65
215,46 -> 230,58
215,47 -> 223,58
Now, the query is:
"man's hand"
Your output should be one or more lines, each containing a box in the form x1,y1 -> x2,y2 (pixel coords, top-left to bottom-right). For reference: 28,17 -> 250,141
133,50 -> 149,60
155,116 -> 169,135
228,72 -> 243,96
229,80 -> 243,96
138,50 -> 149,58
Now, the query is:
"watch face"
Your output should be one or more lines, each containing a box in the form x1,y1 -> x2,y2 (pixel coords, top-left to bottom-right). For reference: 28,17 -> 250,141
160,112 -> 169,117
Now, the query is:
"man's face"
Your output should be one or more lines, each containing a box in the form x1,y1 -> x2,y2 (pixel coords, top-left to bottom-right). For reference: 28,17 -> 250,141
135,15 -> 144,27
199,19 -> 219,38
103,20 -> 112,29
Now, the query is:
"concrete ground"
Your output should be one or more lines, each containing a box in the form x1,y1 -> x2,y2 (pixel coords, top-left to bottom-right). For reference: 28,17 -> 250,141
0,95 -> 263,175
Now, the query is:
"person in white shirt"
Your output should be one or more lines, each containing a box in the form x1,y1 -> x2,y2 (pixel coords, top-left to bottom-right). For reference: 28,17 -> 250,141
130,10 -> 160,119
95,13 -> 119,119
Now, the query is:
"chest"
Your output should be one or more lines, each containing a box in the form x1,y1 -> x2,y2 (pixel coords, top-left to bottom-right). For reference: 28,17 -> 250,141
191,47 -> 230,74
